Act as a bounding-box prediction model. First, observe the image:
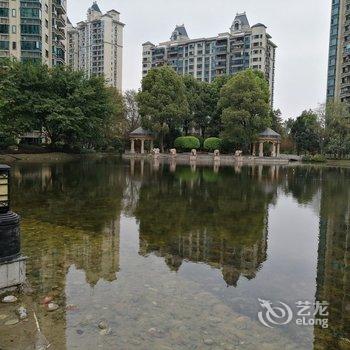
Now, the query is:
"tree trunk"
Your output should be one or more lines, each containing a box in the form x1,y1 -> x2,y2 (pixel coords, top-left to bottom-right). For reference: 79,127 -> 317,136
160,133 -> 164,153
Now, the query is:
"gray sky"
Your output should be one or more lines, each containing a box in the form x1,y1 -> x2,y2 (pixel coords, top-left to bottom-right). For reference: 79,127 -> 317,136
68,0 -> 331,120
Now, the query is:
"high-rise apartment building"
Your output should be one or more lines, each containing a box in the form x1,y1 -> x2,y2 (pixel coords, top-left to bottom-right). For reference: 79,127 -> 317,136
327,0 -> 350,102
67,2 -> 124,90
0,0 -> 67,66
142,13 -> 277,101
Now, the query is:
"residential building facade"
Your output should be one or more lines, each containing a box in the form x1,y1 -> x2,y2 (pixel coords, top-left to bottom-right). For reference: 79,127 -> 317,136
0,0 -> 67,66
327,0 -> 350,102
142,13 -> 277,102
67,2 -> 124,90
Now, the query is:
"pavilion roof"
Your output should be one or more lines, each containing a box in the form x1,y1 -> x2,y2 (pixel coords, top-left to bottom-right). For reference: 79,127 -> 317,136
130,127 -> 155,138
259,128 -> 281,139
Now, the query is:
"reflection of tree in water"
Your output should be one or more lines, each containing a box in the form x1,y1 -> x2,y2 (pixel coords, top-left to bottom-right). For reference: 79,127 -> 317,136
313,167 -> 350,350
281,166 -> 322,205
135,166 -> 275,286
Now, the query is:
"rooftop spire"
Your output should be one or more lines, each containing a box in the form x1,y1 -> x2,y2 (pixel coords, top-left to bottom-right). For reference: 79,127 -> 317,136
90,1 -> 101,13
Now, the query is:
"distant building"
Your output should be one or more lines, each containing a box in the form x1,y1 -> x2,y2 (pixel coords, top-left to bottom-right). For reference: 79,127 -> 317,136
0,0 -> 67,66
327,0 -> 350,102
67,2 -> 124,90
142,13 -> 277,102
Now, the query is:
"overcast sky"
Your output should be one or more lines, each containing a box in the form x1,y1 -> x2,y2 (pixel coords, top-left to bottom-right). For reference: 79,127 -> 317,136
68,0 -> 331,119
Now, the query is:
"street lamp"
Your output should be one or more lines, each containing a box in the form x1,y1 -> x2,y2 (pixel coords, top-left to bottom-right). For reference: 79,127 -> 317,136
0,164 -> 20,263
0,165 -> 10,213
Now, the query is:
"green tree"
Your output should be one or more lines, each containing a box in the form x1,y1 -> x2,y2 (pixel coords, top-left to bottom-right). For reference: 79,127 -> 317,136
206,75 -> 231,137
218,69 -> 271,152
321,101 -> 350,158
138,66 -> 189,152
290,110 -> 322,155
123,89 -> 141,136
0,60 -> 124,150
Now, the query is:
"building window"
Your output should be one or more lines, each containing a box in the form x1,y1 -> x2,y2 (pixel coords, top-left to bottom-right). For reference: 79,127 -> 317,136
12,25 -> 16,34
0,8 -> 9,18
12,42 -> 16,50
0,25 -> 9,34
12,9 -> 16,18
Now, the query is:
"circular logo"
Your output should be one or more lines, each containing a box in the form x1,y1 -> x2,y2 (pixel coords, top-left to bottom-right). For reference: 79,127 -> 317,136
258,298 -> 293,328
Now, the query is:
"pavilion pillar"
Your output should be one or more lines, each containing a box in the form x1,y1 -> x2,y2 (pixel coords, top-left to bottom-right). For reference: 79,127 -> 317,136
271,143 -> 276,157
259,142 -> 264,157
130,139 -> 135,154
141,139 -> 145,154
277,143 -> 281,157
150,140 -> 154,151
252,143 -> 256,157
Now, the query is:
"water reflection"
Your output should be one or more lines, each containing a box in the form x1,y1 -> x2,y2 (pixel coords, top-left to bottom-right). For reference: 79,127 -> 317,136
135,166 -> 272,287
0,159 -> 348,350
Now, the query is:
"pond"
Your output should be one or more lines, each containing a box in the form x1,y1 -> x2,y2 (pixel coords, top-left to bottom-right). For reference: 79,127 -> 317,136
0,158 -> 349,350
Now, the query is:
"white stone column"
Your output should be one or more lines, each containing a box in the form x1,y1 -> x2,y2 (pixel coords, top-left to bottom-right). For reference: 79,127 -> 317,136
252,143 -> 256,156
277,143 -> 281,157
150,140 -> 154,151
272,143 -> 276,157
141,139 -> 145,154
130,139 -> 135,154
259,142 -> 264,157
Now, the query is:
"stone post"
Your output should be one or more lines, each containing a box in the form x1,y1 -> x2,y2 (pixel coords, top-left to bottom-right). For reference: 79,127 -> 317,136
259,142 -> 264,157
271,143 -> 276,157
141,139 -> 145,154
252,143 -> 256,157
150,140 -> 154,151
277,143 -> 281,157
130,139 -> 135,154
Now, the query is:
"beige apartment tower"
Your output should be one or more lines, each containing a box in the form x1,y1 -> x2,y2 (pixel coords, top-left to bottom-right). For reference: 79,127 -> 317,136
0,0 -> 67,66
142,13 -> 276,102
67,2 -> 124,90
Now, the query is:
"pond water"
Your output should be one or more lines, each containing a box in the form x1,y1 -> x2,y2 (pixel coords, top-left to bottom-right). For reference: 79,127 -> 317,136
0,158 -> 349,350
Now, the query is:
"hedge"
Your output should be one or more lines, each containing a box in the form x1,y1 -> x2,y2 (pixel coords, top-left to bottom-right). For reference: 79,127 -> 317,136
203,137 -> 222,152
174,136 -> 200,151
302,154 -> 326,163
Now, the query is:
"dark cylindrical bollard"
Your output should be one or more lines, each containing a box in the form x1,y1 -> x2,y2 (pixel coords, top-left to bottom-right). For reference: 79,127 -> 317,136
0,165 -> 21,263
0,212 -> 20,263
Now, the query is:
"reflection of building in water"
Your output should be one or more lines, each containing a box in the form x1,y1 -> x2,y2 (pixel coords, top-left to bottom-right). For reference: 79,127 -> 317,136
12,160 -> 123,293
72,219 -> 120,286
135,163 -> 271,286
314,169 -> 350,349
140,226 -> 267,287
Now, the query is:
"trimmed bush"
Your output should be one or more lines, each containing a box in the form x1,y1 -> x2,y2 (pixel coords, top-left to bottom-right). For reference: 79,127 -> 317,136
302,154 -> 327,163
203,137 -> 222,152
174,136 -> 200,151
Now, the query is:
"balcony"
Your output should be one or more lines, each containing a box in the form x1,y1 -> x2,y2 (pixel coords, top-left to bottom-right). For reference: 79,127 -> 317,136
53,26 -> 65,40
55,15 -> 65,28
53,0 -> 66,15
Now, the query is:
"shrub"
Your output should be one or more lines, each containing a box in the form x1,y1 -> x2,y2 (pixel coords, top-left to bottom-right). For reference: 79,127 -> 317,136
203,137 -> 222,152
311,154 -> 326,163
174,136 -> 200,151
302,155 -> 312,162
0,135 -> 16,150
302,154 -> 326,163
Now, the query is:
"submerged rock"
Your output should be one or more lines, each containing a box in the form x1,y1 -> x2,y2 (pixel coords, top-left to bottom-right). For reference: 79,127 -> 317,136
4,318 -> 19,326
203,338 -> 214,345
16,306 -> 28,320
98,319 -> 109,330
42,296 -> 53,305
2,295 -> 17,303
47,303 -> 59,312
